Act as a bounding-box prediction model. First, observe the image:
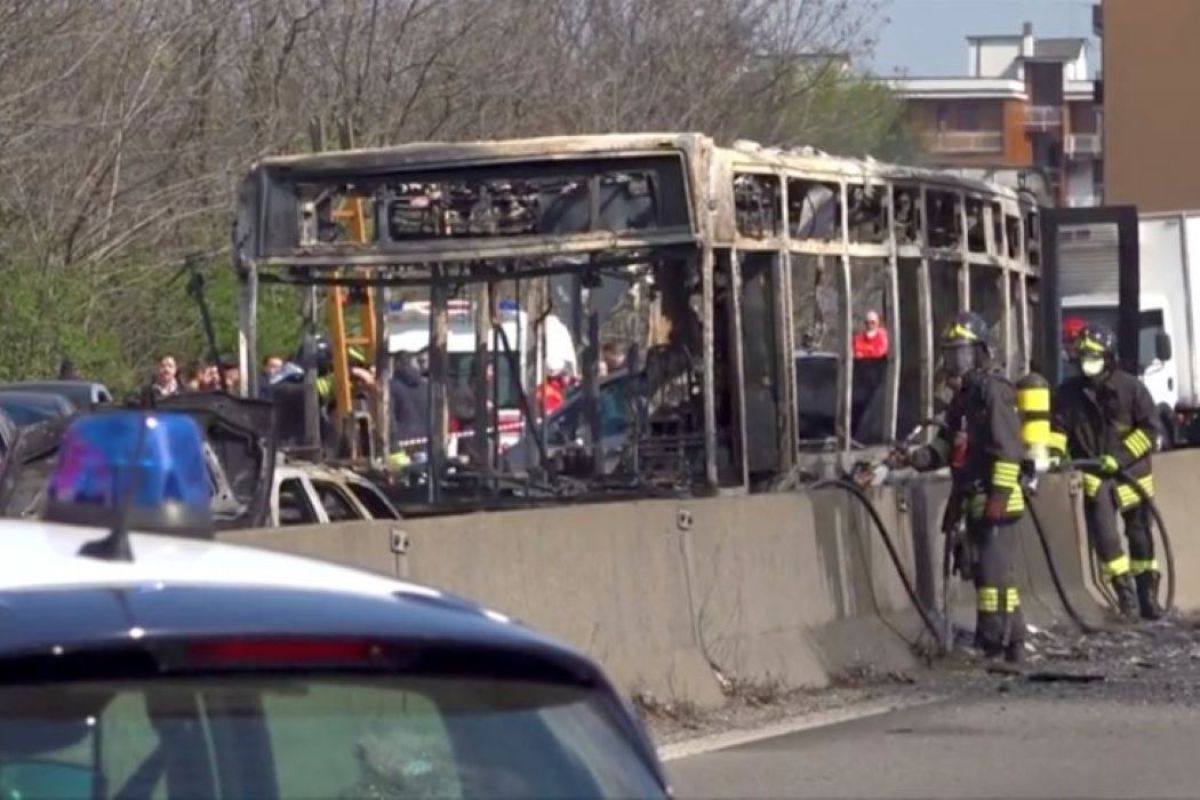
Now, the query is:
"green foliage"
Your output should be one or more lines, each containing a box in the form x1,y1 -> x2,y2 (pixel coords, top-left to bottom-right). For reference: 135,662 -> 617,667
0,244 -> 302,394
737,64 -> 921,163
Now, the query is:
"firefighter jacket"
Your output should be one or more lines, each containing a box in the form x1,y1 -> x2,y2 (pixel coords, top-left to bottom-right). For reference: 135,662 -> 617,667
911,369 -> 1026,524
1053,368 -> 1158,509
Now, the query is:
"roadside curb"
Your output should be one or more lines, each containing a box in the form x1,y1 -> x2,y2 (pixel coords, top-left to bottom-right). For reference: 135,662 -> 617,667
656,694 -> 944,762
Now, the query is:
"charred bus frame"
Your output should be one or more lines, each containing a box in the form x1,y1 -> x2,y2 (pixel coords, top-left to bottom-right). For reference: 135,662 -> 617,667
232,134 -> 1040,502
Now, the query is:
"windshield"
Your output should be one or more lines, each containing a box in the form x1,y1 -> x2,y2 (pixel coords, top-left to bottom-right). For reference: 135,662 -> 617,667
1063,306 -> 1166,370
0,674 -> 663,800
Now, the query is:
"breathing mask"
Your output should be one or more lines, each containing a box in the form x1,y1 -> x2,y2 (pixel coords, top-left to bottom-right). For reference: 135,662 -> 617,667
942,343 -> 977,379
1079,355 -> 1106,378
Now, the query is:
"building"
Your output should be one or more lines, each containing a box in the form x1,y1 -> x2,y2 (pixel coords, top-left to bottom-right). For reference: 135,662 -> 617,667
884,22 -> 1101,208
1102,0 -> 1200,213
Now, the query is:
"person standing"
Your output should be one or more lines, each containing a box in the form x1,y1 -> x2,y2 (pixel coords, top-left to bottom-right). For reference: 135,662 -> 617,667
853,309 -> 890,359
1053,323 -> 1163,620
899,311 -> 1027,662
148,354 -> 182,399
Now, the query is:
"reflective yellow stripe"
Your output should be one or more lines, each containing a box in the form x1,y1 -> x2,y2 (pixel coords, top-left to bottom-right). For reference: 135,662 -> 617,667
1078,338 -> 1106,353
1116,476 -> 1153,510
1082,473 -> 1103,497
1017,387 -> 1050,412
978,587 -> 1000,612
1102,554 -> 1131,577
993,460 -> 1021,488
1131,558 -> 1159,575
1005,491 -> 1025,513
1122,429 -> 1153,458
316,376 -> 332,398
1047,430 -> 1068,454
1005,587 -> 1021,612
1117,485 -> 1140,509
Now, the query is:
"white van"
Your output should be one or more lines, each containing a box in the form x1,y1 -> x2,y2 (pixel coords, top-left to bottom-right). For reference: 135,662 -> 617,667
385,300 -> 577,450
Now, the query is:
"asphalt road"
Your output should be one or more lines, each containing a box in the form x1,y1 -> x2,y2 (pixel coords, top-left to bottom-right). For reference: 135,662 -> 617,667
669,620 -> 1200,799
669,691 -> 1200,798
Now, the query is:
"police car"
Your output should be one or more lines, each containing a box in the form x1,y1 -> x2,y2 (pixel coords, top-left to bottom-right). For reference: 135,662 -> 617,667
0,411 -> 669,799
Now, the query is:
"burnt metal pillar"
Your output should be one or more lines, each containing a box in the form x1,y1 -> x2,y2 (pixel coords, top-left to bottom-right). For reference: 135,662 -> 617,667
238,261 -> 258,399
473,280 -> 493,475
428,265 -> 449,504
701,247 -> 718,488
373,284 -> 392,463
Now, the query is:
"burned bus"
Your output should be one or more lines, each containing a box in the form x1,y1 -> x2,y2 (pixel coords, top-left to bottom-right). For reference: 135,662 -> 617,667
231,133 -> 1043,505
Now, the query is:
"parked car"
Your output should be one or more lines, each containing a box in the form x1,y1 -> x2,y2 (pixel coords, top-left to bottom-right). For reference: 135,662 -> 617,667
0,393 -> 401,530
0,409 -> 15,459
273,460 -> 401,526
0,390 -> 76,428
0,380 -> 112,410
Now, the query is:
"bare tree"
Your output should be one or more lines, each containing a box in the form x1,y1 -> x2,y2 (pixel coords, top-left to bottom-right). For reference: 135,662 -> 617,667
0,0 -> 895,386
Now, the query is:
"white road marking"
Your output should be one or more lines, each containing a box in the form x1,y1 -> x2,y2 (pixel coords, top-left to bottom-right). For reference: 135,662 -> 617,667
657,694 -> 944,762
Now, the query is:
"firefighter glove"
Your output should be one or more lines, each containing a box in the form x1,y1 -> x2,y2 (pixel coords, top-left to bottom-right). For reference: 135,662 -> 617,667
1096,454 -> 1120,475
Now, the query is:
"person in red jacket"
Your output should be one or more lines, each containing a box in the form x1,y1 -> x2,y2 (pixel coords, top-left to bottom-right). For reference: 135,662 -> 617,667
853,310 -> 890,359
536,356 -> 572,416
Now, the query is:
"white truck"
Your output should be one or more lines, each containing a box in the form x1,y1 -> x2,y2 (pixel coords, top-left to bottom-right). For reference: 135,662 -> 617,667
1059,213 -> 1200,445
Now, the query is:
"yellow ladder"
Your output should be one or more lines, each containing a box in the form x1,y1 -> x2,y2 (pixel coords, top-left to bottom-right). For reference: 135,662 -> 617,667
327,198 -> 377,459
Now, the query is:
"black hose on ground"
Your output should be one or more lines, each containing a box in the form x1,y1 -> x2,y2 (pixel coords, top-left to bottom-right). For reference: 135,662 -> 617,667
1021,489 -> 1102,634
811,478 -> 943,644
1067,460 -> 1176,616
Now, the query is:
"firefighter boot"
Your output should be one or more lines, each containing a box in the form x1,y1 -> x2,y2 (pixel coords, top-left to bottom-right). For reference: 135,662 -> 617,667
974,612 -> 1006,659
1136,571 -> 1165,621
1004,602 -> 1026,664
1111,574 -> 1140,620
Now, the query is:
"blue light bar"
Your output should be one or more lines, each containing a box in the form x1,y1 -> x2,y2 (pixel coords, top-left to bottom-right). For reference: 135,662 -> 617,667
45,411 -> 214,538
498,300 -> 519,312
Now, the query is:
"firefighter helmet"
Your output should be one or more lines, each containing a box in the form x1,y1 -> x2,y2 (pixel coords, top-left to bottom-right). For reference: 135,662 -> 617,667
940,311 -> 989,349
1073,324 -> 1116,360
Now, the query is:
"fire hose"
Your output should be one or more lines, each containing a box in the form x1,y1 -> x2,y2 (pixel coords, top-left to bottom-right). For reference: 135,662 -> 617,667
803,455 -> 1174,658
809,475 -> 944,645
1042,458 -> 1175,619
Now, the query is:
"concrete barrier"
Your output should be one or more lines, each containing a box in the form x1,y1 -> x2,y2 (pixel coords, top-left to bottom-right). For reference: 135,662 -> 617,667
1143,449 -> 1200,611
221,469 -> 1117,706
224,488 -> 931,706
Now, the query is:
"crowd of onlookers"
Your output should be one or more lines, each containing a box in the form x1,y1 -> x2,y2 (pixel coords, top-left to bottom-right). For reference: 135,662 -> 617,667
143,337 -> 632,457
145,353 -> 245,400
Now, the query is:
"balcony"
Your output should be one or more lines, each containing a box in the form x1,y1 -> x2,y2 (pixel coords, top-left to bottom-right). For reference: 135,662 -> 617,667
1024,105 -> 1063,130
923,130 -> 1004,154
1065,132 -> 1102,158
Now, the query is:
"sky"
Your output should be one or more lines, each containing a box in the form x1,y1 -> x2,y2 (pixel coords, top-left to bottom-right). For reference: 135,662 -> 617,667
868,0 -> 1100,77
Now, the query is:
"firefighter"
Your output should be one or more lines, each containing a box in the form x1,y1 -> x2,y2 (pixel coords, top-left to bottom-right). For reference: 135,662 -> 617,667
1054,323 -> 1163,620
897,311 -> 1027,661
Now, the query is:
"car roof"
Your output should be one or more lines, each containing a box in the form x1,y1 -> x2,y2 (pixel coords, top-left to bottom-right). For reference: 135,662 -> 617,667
0,521 -> 607,688
275,460 -> 362,483
0,381 -> 108,404
0,390 -> 75,408
0,519 -> 429,597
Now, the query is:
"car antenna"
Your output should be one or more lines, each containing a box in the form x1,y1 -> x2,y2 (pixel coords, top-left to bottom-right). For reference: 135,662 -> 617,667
77,416 -> 152,563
